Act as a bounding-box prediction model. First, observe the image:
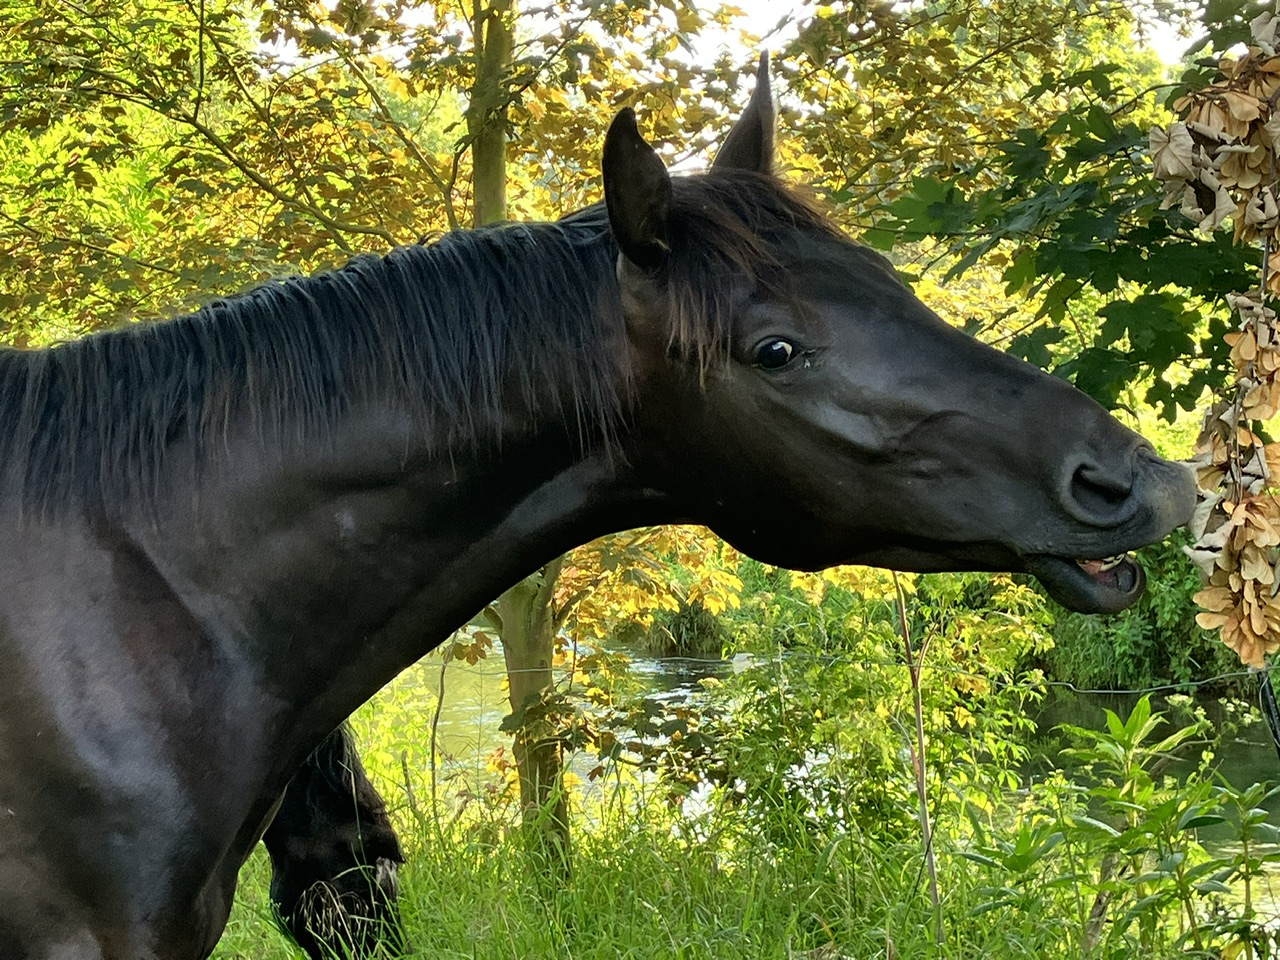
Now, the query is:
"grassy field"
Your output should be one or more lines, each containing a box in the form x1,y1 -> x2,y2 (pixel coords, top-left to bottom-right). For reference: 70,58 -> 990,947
211,650 -> 1280,959
213,796 -> 1018,960
211,654 -> 962,960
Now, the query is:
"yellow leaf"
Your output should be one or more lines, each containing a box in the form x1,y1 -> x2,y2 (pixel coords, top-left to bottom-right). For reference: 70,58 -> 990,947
386,75 -> 410,100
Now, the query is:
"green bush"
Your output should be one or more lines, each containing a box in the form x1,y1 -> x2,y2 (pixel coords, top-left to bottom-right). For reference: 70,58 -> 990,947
639,601 -> 727,658
1039,533 -> 1245,695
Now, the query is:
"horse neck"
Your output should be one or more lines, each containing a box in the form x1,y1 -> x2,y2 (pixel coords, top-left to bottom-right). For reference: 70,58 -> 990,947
113,242 -> 667,769
141,414 -> 665,757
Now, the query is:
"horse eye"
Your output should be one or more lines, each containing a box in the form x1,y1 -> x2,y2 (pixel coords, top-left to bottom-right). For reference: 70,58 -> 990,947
754,338 -> 795,370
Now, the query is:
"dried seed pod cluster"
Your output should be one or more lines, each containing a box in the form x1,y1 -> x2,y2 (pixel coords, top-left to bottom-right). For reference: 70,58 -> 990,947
1186,334 -> 1280,666
1151,11 -> 1280,666
1153,13 -> 1280,248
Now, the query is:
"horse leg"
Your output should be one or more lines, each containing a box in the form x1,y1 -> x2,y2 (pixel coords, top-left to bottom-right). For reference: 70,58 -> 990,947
262,725 -> 407,959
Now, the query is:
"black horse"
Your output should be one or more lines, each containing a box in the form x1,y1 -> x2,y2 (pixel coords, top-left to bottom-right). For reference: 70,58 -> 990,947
262,725 -> 404,958
0,58 -> 1193,959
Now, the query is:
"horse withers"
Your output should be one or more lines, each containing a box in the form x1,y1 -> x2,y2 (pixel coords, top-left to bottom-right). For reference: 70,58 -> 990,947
0,56 -> 1193,959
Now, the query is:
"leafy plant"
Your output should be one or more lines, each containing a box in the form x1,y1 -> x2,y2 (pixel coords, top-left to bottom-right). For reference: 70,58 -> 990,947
1041,534 -> 1247,693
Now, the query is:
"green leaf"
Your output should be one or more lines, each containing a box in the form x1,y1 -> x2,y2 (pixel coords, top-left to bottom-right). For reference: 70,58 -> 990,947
1008,324 -> 1066,369
1177,808 -> 1226,831
1070,815 -> 1121,837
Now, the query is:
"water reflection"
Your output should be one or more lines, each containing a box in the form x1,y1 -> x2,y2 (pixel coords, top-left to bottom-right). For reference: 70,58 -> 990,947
358,641 -> 732,801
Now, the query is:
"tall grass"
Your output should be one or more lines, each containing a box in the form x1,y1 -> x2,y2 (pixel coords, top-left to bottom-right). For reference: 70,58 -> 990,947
213,785 -> 1079,960
214,688 -> 1280,959
212,571 -> 1280,960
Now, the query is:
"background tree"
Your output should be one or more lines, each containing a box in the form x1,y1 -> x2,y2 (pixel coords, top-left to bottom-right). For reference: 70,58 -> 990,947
781,0 -> 1146,211
838,0 -> 1245,418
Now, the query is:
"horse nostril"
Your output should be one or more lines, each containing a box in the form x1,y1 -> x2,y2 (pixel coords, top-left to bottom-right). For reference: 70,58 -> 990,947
1070,461 -> 1133,517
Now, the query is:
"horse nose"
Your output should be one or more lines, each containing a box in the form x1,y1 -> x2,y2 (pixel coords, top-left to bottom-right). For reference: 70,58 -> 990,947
1064,455 -> 1136,524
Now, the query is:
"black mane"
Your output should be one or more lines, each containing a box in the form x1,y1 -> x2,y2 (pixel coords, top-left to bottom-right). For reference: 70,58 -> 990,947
0,172 -> 836,510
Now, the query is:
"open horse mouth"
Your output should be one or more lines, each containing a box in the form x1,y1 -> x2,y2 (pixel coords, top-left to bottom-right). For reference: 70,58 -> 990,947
1025,553 -> 1146,614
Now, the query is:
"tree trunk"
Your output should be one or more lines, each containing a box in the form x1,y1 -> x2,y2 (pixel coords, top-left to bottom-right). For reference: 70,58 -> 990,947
494,557 -> 570,874
465,0 -> 570,874
467,0 -> 513,229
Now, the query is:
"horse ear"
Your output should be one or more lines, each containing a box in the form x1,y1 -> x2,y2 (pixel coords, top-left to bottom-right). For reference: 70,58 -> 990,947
712,52 -> 775,174
603,107 -> 672,274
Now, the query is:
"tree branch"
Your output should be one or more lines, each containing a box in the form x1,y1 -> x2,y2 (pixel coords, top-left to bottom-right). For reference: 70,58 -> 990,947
190,18 -> 357,253
0,209 -> 183,277
176,109 -> 396,245
329,41 -> 461,230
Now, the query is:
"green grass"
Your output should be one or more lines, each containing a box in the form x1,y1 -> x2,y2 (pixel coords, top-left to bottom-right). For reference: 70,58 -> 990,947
210,660 -> 1280,960
214,802 -> 947,960
217,800 -> 1269,960
215,778 -> 1277,960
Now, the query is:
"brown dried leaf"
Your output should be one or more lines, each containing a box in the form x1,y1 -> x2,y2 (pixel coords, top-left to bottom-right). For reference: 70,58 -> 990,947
1195,169 -> 1238,232
1151,123 -> 1197,182
1244,380 -> 1280,419
1194,585 -> 1236,610
1251,74 -> 1280,100
1196,610 -> 1232,629
1231,327 -> 1259,364
1245,186 -> 1279,228
1242,546 -> 1276,582
1185,545 -> 1222,578
1251,599 -> 1269,635
1254,11 -> 1280,50
1188,492 -> 1225,539
1224,90 -> 1264,124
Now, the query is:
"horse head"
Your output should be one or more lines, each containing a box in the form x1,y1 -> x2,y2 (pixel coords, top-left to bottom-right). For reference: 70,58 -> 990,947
605,55 -> 1195,614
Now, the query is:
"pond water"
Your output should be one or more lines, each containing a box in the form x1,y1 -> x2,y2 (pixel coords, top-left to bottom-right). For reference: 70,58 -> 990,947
360,642 -> 734,800
379,645 -> 1280,813
413,647 -> 1280,778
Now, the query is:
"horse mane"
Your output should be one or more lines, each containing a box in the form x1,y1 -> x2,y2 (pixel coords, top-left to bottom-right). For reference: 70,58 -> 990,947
0,170 -> 838,512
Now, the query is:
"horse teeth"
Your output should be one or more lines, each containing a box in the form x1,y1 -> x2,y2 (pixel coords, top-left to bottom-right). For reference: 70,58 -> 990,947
1075,554 -> 1128,573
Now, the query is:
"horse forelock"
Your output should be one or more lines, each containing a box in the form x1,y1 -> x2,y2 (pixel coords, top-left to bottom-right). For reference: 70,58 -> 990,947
663,171 -> 845,374
0,172 -> 840,513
